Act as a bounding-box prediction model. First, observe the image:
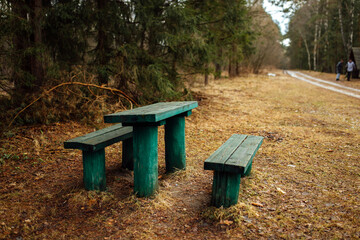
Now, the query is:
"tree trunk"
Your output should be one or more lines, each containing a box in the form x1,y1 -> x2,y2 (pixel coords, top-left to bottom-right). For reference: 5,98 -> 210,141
323,0 -> 329,71
299,30 -> 311,70
11,0 -> 45,100
235,61 -> 240,76
11,0 -> 46,99
214,48 -> 222,79
228,44 -> 237,78
204,73 -> 209,86
204,63 -> 209,85
338,2 -> 347,55
31,0 -> 44,87
97,0 -> 109,85
228,60 -> 236,78
313,3 -> 319,71
12,1 -> 30,93
347,0 -> 355,55
215,63 -> 221,79
338,0 -> 355,58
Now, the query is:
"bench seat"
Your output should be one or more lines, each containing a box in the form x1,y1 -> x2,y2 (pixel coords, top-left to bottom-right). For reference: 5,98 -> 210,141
204,134 -> 263,208
64,124 -> 133,191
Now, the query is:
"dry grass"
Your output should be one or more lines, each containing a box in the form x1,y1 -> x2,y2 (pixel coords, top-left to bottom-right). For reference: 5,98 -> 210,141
0,70 -> 359,239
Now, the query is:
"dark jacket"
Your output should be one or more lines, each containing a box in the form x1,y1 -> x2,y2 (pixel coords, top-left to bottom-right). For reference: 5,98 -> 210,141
336,61 -> 343,74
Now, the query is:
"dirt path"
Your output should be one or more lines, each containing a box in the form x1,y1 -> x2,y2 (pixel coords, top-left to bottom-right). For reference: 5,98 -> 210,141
1,71 -> 359,239
286,70 -> 360,99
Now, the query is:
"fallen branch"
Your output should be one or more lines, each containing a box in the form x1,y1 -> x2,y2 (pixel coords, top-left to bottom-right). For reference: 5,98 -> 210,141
8,82 -> 138,127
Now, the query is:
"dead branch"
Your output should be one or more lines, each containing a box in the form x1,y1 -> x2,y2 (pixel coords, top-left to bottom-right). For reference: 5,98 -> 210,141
8,82 -> 138,127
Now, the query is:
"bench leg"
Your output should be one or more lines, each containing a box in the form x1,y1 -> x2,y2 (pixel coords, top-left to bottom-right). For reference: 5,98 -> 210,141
165,116 -> 185,173
211,171 -> 241,208
82,149 -> 106,191
242,159 -> 252,177
133,125 -> 158,197
122,137 -> 133,170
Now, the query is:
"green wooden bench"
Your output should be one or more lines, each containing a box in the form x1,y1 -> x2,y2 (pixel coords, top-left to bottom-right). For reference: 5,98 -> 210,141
64,124 -> 133,191
204,134 -> 263,208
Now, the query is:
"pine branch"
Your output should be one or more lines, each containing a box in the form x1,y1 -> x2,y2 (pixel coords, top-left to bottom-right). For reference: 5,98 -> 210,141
197,18 -> 224,26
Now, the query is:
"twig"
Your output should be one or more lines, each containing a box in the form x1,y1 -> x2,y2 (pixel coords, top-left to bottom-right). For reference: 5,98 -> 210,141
8,82 -> 138,127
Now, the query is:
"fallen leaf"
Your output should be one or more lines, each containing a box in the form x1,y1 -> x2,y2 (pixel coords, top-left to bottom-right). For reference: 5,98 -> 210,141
276,187 -> 286,194
220,220 -> 233,225
88,199 -> 97,207
251,202 -> 264,207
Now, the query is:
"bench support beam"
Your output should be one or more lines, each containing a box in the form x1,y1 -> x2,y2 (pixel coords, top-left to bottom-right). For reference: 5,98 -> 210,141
211,171 -> 241,208
82,149 -> 106,191
165,116 -> 186,173
133,125 -> 158,197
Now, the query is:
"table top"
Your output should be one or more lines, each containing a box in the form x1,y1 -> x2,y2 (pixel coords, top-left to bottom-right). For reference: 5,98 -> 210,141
104,101 -> 198,124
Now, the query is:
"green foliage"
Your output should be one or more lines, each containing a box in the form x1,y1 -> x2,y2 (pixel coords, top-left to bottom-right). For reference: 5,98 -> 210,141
0,149 -> 21,165
0,0 -> 257,125
44,0 -> 89,67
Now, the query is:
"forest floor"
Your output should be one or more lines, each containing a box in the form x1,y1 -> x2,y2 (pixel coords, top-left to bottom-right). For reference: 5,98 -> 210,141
0,70 -> 359,239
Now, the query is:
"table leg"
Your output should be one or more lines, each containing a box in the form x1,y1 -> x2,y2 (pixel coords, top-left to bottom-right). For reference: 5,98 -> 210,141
165,116 -> 185,173
133,125 -> 158,197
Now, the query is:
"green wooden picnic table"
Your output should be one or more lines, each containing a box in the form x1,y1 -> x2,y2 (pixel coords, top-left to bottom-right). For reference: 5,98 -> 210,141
104,101 -> 198,197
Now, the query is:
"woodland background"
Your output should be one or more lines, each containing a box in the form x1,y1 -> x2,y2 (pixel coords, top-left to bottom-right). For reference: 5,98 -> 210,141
0,0 -> 359,130
0,2 -> 359,238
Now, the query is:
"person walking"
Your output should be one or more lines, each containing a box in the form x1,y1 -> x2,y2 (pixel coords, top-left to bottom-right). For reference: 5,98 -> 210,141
345,59 -> 356,81
336,59 -> 343,81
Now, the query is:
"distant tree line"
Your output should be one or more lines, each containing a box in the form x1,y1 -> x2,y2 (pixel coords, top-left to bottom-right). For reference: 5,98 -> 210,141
286,0 -> 360,72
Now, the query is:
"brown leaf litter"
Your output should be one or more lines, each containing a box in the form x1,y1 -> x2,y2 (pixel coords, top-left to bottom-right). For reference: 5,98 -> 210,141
0,70 -> 359,239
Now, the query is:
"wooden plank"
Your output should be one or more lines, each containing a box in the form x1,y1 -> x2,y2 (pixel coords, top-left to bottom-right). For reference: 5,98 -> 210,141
105,101 -> 197,123
64,124 -> 133,151
66,123 -> 124,143
84,126 -> 132,151
122,120 -> 166,127
154,102 -> 197,122
104,101 -> 198,123
204,134 -> 247,171
223,135 -> 263,174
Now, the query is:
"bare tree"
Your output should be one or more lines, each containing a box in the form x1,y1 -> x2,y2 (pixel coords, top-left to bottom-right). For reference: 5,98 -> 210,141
338,0 -> 356,57
290,3 -> 313,70
312,0 -> 319,71
243,5 -> 285,73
